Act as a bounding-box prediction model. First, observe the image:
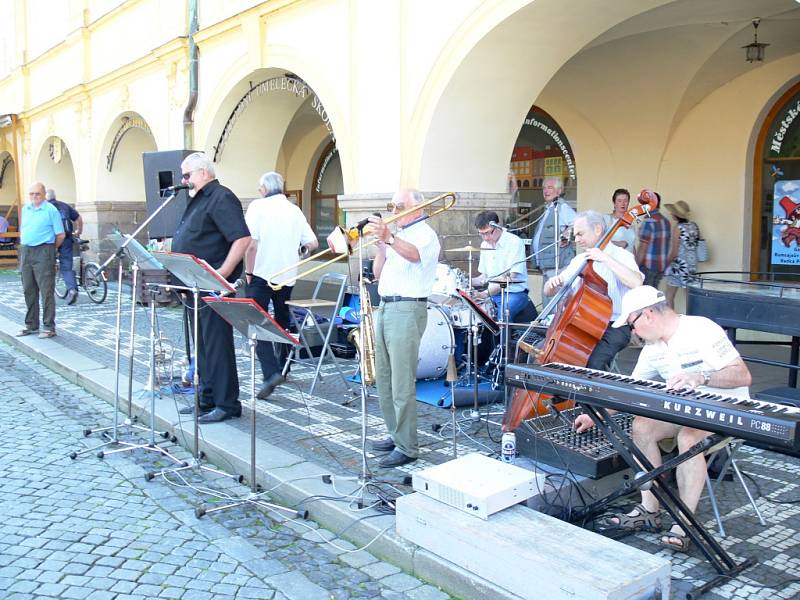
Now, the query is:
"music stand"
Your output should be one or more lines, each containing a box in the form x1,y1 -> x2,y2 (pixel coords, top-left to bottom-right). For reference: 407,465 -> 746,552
193,297 -> 307,520
70,232 -> 176,461
144,252 -> 237,482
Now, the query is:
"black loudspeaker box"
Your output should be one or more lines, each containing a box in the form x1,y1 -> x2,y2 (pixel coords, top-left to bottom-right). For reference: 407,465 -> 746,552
142,150 -> 198,239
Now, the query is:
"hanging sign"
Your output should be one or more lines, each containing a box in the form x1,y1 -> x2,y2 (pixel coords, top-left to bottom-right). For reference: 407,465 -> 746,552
771,180 -> 800,265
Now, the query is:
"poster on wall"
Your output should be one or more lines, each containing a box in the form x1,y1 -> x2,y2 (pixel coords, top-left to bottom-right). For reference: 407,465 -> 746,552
771,180 -> 800,265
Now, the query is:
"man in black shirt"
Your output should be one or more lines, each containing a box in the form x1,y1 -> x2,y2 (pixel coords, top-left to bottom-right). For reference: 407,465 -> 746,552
172,152 -> 251,423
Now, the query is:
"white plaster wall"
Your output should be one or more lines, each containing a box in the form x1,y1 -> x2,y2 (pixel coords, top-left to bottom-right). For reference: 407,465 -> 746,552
659,55 -> 800,271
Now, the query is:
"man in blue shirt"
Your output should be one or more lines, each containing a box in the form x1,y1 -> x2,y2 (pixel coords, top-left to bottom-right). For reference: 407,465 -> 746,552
18,182 -> 65,338
47,188 -> 83,305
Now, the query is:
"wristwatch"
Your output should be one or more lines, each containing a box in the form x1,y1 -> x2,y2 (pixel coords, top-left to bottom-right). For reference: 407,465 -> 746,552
386,234 -> 395,246
701,371 -> 712,386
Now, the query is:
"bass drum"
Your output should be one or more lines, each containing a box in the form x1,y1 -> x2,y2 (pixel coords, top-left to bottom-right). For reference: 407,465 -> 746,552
416,304 -> 455,380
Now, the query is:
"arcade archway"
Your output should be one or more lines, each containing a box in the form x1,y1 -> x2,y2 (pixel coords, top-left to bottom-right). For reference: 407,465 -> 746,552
34,137 -> 76,202
96,113 -> 158,204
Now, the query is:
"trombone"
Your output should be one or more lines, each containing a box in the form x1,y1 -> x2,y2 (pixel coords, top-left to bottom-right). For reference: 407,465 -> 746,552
266,192 -> 456,290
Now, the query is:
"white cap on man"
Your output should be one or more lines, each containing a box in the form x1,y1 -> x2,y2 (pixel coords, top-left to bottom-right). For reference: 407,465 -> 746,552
612,285 -> 667,328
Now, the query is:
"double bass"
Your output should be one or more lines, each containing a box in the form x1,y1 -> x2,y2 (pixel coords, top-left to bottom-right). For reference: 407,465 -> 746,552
503,190 -> 659,431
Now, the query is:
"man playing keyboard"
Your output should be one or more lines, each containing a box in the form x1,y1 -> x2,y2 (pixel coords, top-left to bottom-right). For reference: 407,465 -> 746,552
574,285 -> 752,552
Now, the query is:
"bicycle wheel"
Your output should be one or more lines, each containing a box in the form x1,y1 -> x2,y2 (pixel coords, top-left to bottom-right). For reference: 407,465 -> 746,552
55,268 -> 68,299
84,263 -> 108,304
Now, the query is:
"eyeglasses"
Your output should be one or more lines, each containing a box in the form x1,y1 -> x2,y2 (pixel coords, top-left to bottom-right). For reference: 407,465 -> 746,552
386,202 -> 407,212
627,311 -> 645,329
478,229 -> 494,237
181,168 -> 200,181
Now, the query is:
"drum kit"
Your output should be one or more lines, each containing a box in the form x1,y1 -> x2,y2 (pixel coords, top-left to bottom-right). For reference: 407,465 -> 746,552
416,244 -> 502,384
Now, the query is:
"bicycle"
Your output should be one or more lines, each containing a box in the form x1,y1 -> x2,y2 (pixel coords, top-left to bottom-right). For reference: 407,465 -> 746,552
55,237 -> 108,304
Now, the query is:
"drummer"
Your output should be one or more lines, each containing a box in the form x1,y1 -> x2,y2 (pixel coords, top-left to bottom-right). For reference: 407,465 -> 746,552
471,211 -> 529,322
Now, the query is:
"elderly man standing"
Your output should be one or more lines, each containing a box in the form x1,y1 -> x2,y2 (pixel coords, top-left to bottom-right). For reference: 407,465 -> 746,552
18,182 -> 65,338
532,177 -> 576,298
46,188 -> 83,305
244,171 -> 318,399
172,152 -> 251,423
368,189 -> 440,468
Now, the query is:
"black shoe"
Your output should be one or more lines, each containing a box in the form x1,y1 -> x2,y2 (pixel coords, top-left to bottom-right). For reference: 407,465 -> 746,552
66,288 -> 78,305
371,437 -> 395,452
178,404 -> 213,415
257,372 -> 285,400
197,407 -> 241,423
378,449 -> 417,468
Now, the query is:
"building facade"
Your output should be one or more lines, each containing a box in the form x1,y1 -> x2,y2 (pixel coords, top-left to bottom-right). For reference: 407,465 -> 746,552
0,0 -> 799,276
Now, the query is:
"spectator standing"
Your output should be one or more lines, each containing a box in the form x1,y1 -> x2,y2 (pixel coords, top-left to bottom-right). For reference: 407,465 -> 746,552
664,200 -> 700,308
18,182 -> 64,338
635,192 -> 671,288
46,188 -> 83,305
604,188 -> 636,251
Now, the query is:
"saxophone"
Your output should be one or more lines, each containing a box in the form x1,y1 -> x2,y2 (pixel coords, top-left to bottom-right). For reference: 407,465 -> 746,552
348,277 -> 376,385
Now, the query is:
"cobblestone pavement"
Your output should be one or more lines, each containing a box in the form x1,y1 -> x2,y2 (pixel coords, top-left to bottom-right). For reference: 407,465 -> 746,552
3,271 -> 800,599
0,342 -> 451,600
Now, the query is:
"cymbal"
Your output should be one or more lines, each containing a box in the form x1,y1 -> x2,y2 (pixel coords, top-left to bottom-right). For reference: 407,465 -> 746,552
446,245 -> 494,252
489,275 -> 526,284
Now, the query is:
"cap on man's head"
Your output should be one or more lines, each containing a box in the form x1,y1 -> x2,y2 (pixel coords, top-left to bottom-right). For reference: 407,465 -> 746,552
612,285 -> 666,328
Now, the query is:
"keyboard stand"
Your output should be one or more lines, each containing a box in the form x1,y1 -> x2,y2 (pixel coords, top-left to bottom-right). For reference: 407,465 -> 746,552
575,403 -> 757,597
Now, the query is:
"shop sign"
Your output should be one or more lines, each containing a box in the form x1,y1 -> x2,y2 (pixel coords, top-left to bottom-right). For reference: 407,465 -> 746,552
523,116 -> 576,179
770,99 -> 800,155
771,180 -> 800,265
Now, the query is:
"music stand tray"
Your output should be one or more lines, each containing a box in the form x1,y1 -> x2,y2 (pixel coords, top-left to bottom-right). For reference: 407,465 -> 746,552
153,251 -> 235,294
457,289 -> 500,336
108,231 -> 164,270
203,297 -> 299,346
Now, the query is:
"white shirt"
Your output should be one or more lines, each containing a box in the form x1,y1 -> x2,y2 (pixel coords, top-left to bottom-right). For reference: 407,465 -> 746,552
533,199 -> 576,257
479,230 -> 527,293
603,214 -> 637,251
633,315 -> 750,399
558,243 -> 642,321
377,220 -> 440,298
245,194 -> 316,287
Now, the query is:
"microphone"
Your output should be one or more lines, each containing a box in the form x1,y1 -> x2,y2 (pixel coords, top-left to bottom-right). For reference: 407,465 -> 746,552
488,221 -> 505,231
221,278 -> 245,297
164,183 -> 194,192
354,211 -> 382,232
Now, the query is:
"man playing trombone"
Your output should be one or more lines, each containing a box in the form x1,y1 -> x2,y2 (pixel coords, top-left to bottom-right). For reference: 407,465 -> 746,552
244,171 -> 318,399
368,189 -> 440,468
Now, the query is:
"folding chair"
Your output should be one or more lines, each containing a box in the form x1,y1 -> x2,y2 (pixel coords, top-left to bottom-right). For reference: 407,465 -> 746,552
704,440 -> 766,537
284,272 -> 353,395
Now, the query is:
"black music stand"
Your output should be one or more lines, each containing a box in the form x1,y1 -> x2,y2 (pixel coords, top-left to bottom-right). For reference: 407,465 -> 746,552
144,252 -> 238,483
194,297 -> 307,519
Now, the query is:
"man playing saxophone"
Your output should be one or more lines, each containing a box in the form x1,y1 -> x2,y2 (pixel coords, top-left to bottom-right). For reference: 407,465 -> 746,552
368,189 -> 440,468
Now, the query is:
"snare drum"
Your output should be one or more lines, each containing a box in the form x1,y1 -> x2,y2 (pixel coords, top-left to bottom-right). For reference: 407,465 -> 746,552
416,304 -> 455,380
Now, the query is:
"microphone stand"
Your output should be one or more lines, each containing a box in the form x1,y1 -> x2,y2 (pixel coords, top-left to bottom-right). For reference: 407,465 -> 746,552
71,189 -> 186,460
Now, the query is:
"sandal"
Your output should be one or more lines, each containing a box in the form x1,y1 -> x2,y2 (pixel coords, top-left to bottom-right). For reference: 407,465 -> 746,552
598,503 -> 662,532
660,530 -> 691,553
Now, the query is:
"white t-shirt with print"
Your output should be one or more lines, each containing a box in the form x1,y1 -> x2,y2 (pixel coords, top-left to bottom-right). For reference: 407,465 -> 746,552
632,315 -> 749,399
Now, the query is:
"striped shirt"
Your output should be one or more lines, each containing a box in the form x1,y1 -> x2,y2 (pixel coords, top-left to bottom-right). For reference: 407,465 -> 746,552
638,210 -> 671,271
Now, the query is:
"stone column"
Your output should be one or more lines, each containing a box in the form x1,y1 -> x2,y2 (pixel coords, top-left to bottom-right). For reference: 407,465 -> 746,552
76,201 -> 149,262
